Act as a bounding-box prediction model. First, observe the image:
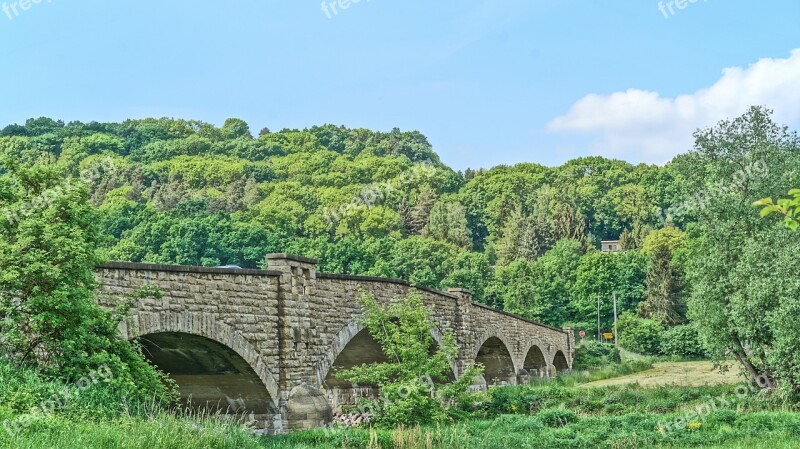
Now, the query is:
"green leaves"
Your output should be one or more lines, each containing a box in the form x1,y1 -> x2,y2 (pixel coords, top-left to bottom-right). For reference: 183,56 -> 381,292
754,189 -> 800,231
618,312 -> 664,355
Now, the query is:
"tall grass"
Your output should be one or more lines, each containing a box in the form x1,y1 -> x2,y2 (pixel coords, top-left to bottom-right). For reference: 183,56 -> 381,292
263,410 -> 800,449
1,356 -> 797,449
0,411 -> 264,449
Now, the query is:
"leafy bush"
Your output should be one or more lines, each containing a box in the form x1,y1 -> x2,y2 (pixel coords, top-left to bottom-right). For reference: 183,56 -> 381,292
660,324 -> 707,358
483,386 -> 542,415
572,340 -> 621,370
618,312 -> 664,355
0,356 -> 167,425
492,414 -> 545,433
537,407 -> 579,427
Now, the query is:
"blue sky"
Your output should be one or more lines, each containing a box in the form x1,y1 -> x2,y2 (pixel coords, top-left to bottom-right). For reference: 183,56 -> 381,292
0,0 -> 798,170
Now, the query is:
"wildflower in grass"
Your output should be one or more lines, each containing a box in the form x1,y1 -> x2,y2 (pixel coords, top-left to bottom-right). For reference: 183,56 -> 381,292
687,421 -> 702,430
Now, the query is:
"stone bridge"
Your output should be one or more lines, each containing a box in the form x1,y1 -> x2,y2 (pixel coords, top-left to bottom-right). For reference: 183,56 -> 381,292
96,253 -> 574,433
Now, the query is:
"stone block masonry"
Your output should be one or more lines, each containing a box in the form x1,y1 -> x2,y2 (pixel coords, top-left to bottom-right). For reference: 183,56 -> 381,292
96,254 -> 574,433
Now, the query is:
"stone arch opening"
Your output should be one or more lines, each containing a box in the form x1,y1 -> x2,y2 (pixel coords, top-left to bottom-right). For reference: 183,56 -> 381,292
323,327 -> 389,411
553,350 -> 570,374
475,336 -> 516,386
324,327 -> 390,388
523,345 -> 548,379
138,332 -> 277,417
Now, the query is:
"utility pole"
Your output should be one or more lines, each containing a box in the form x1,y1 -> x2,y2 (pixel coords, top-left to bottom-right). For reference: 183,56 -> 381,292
613,292 -> 618,347
597,294 -> 601,342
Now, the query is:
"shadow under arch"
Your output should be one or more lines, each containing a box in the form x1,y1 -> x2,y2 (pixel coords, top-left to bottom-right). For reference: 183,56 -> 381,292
474,335 -> 517,386
552,350 -> 570,374
125,312 -> 280,412
522,345 -> 548,379
317,321 -> 458,387
138,332 -> 277,416
322,326 -> 390,389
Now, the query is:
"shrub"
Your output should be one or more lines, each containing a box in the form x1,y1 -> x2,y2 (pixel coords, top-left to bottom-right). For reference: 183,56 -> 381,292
572,340 -> 621,371
707,409 -> 738,425
537,407 -> 579,427
484,386 -> 541,415
618,312 -> 664,355
660,324 -> 706,358
493,414 -> 545,433
0,356 -> 161,422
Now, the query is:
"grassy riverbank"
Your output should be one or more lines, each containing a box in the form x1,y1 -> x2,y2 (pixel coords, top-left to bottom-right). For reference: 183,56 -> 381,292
2,381 -> 797,449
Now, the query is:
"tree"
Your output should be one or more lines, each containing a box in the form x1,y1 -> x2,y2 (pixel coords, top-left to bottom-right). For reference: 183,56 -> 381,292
378,236 -> 459,289
551,199 -> 586,242
571,250 -> 646,331
638,227 -> 687,325
619,221 -> 652,250
336,291 -> 481,426
489,239 -> 583,326
618,312 -> 664,355
613,250 -> 648,312
608,183 -> 652,226
660,324 -> 706,358
424,200 -> 471,249
495,204 -> 553,264
405,186 -> 436,235
684,106 -> 800,390
222,118 -> 253,139
441,251 -> 492,303
0,156 -> 171,402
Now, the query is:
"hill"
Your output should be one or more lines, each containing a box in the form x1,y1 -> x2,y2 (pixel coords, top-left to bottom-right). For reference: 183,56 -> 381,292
0,116 -> 700,331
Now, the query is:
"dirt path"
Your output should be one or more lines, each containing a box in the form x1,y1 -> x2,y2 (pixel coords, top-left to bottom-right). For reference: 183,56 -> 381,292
580,361 -> 744,389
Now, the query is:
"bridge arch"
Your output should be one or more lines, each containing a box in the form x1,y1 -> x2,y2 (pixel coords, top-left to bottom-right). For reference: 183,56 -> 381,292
320,324 -> 389,389
552,350 -> 570,374
473,332 -> 517,386
124,312 -> 280,411
522,345 -> 548,379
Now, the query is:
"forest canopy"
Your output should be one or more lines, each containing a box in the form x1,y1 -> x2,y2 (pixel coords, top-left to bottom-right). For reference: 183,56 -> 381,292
1,108 -> 796,343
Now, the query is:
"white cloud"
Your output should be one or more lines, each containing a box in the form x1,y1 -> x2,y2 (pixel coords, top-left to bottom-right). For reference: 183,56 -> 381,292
547,49 -> 800,164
